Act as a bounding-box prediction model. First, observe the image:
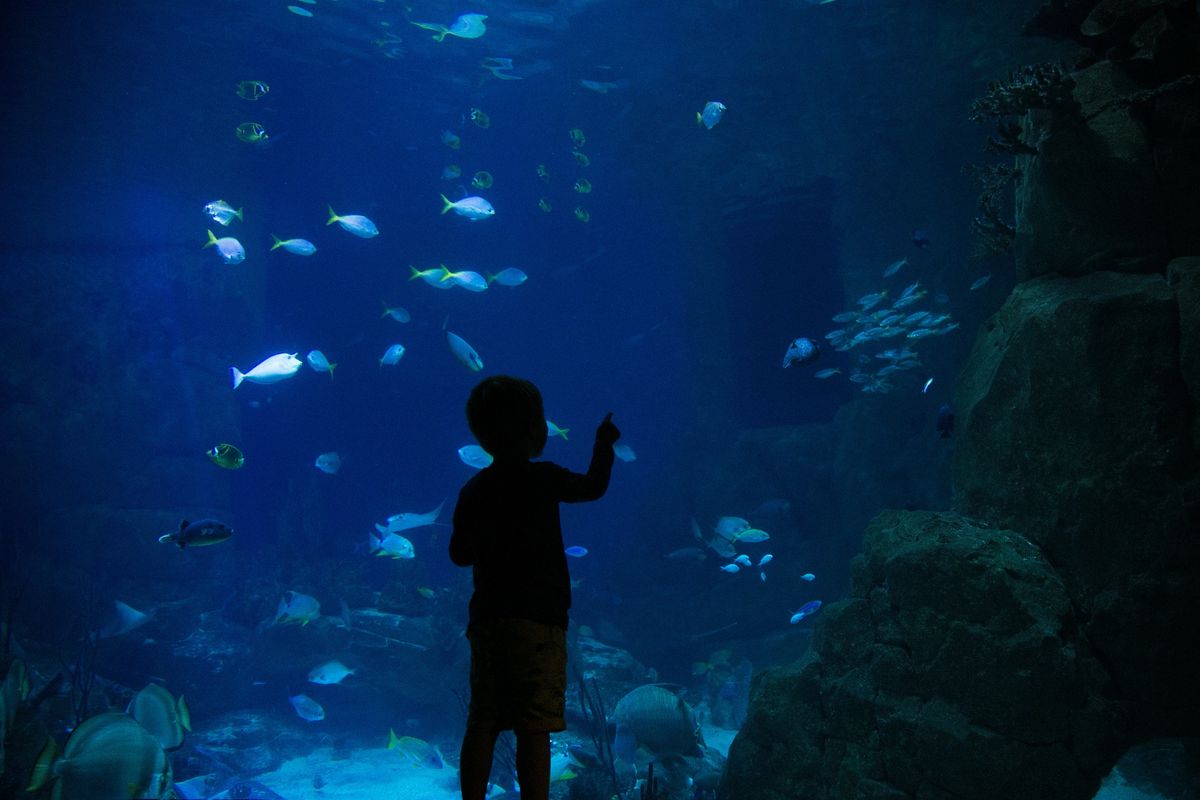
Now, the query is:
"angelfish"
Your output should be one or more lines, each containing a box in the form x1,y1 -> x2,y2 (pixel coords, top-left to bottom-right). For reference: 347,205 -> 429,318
697,101 -> 726,129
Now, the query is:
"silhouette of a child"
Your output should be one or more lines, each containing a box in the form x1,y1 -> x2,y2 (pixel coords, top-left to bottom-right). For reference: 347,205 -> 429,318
449,375 -> 619,800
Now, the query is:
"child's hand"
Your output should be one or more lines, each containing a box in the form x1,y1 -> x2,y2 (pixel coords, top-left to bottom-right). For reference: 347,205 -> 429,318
595,412 -> 621,446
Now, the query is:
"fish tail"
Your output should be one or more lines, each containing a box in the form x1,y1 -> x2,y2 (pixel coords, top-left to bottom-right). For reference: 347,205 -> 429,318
387,728 -> 400,749
440,194 -> 454,214
409,266 -> 423,281
327,363 -> 337,380
270,235 -> 283,251
437,265 -> 454,281
26,736 -> 59,793
157,533 -> 174,544
485,272 -> 496,284
326,205 -> 339,225
235,207 -> 244,221
696,112 -> 703,127
231,367 -> 245,390
204,229 -> 218,248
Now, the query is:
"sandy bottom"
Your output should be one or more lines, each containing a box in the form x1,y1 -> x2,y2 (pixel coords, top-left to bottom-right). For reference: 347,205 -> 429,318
256,746 -> 461,800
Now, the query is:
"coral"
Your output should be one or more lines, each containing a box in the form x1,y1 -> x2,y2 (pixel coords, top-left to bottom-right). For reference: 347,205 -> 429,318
969,62 -> 1077,121
965,163 -> 1020,260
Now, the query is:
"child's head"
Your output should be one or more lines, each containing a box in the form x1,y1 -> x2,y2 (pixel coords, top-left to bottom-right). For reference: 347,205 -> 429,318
466,375 -> 548,460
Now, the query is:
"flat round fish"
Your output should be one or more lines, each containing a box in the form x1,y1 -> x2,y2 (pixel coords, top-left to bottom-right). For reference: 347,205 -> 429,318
45,712 -> 171,800
612,685 -> 704,757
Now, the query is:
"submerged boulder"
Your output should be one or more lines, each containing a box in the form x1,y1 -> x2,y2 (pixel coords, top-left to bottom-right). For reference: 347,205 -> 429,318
720,511 -> 1122,800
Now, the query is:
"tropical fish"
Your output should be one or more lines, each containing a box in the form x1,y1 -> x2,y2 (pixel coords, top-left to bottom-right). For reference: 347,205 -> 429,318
441,164 -> 462,180
733,528 -> 770,543
714,517 -> 751,539
128,683 -> 191,750
814,368 -> 841,379
204,199 -> 242,226
758,554 -> 774,567
315,452 -> 341,475
370,531 -> 414,559
697,101 -> 726,129
388,731 -> 445,768
692,518 -> 737,558
882,257 -> 908,277
204,229 -> 245,264
790,600 -> 822,624
612,685 -> 704,758
410,265 -> 455,289
308,660 -> 355,685
232,353 -> 302,389
306,349 -> 336,378
411,12 -> 487,42
782,337 -> 820,368
574,206 -> 590,223
733,554 -> 752,567
381,302 -> 411,323
207,443 -> 244,469
158,519 -> 233,548
922,377 -> 935,394
572,150 -> 591,166
536,164 -> 550,182
568,128 -> 586,147
801,572 -> 816,581
276,591 -> 320,625
379,344 -> 406,366
564,546 -> 588,558
471,171 -> 494,189
549,752 -> 580,782
287,5 -> 313,17
487,268 -> 527,287
326,206 -> 379,238
235,122 -> 268,143
270,235 -> 317,256
573,178 -> 592,194
440,268 -> 489,292
458,445 -> 493,469
445,327 -> 483,371
538,197 -> 552,212
579,78 -> 629,93
546,420 -> 569,440
289,694 -> 325,721
441,129 -> 461,149
857,291 -> 887,310
235,80 -> 269,100
96,600 -> 152,639
719,563 -> 740,573
416,586 -> 436,599
469,108 -> 490,128
26,712 -> 172,799
906,328 -> 936,339
613,443 -> 637,462
379,500 -> 445,534
440,194 -> 495,220
969,274 -> 992,291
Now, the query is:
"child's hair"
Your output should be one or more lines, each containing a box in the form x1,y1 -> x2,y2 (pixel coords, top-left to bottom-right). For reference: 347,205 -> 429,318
466,375 -> 548,459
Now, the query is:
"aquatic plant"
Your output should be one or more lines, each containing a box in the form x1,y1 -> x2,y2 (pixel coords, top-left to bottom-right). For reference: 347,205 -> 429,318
640,762 -> 663,800
968,62 -> 1076,122
575,668 -> 625,799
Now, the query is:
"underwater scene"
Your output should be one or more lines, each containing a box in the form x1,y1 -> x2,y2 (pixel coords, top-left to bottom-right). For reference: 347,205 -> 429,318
2,0 -> 1199,798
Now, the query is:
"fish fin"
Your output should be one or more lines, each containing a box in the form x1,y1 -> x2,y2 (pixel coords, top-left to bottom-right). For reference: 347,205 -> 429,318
439,194 -> 454,214
157,533 -> 174,544
204,229 -> 218,248
437,265 -> 454,282
485,272 -> 497,284
327,363 -> 337,380
26,736 -> 59,792
388,728 -> 400,749
326,205 -> 339,225
235,207 -> 244,221
560,428 -> 569,440
231,367 -> 245,390
696,112 -> 703,126
270,235 -> 283,251
180,520 -> 189,530
178,694 -> 192,731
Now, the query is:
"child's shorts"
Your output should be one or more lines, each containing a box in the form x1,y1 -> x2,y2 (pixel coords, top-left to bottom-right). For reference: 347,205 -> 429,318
467,617 -> 567,733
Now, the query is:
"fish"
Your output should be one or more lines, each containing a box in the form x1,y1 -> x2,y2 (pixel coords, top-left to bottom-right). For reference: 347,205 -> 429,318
235,122 -> 268,143
572,150 -> 591,166
381,302 -> 411,323
315,452 -> 341,475
613,443 -> 637,462
733,528 -> 770,543
440,268 -> 489,292
270,236 -> 317,256
471,171 -> 494,189
573,179 -> 592,194
276,591 -> 320,625
574,206 -> 590,223
487,268 -> 527,287
579,78 -> 629,93
782,337 -> 821,368
902,311 -> 931,326
814,368 -> 841,379
379,344 -> 406,366
906,328 -> 936,339
387,731 -> 445,768
370,531 -> 415,559
414,12 -> 488,42
569,128 -> 586,147
899,281 -> 922,300
733,554 -> 752,567
612,685 -> 704,758
235,80 -> 269,100
206,443 -> 244,469
550,752 -> 580,782
204,200 -> 242,226
440,194 -> 495,220
380,500 -> 445,533
232,353 -> 302,389
416,586 -> 436,599
719,563 -> 740,573
158,518 -> 233,548
538,197 -> 553,212
790,600 -> 822,624
536,164 -> 550,182
287,5 -> 314,17
758,554 -> 774,567
326,206 -> 379,238
410,265 -> 455,290
831,311 -> 860,323
565,546 -> 588,558
308,660 -> 355,685
26,712 -> 173,799
969,274 -> 992,291
128,683 -> 191,750
697,101 -> 726,130
441,164 -> 462,180
546,420 -> 569,440
306,350 -> 336,378
882,257 -> 908,277
204,229 -> 245,264
714,517 -> 751,539
857,291 -> 888,310
289,694 -> 325,721
445,327 -> 483,372
801,573 -> 815,581
440,130 -> 461,149
458,445 -> 493,469
936,404 -> 955,438
892,291 -> 927,309
922,377 -> 935,394
96,600 -> 152,638
912,229 -> 931,247
468,107 -> 490,128
664,547 -> 705,561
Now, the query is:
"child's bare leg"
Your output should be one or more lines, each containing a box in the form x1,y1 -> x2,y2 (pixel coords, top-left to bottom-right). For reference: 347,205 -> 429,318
515,730 -> 550,800
459,722 -> 499,800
